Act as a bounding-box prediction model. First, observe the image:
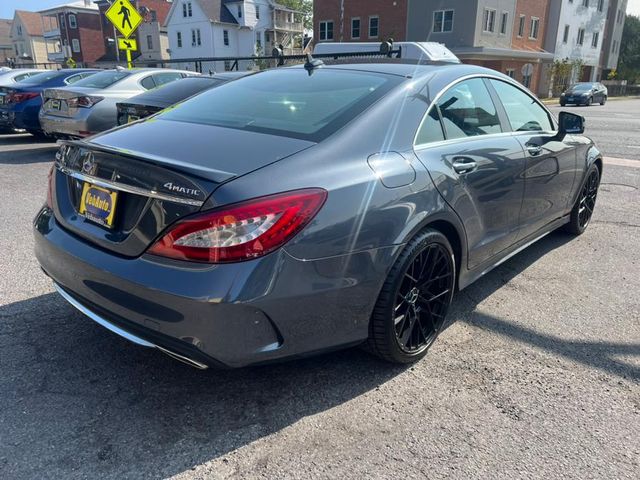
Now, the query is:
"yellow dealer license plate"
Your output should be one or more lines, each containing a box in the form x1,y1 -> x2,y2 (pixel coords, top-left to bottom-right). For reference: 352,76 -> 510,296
79,183 -> 118,228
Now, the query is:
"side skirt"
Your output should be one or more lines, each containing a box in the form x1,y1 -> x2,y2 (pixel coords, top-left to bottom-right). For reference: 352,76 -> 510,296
458,215 -> 570,290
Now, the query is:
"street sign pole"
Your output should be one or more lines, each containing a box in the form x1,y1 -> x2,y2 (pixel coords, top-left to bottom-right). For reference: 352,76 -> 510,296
126,49 -> 132,69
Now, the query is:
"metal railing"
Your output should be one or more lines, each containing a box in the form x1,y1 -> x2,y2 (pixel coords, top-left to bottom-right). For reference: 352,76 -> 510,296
133,46 -> 403,74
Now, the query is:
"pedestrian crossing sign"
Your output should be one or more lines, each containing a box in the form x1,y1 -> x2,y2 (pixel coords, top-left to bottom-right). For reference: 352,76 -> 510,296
105,0 -> 143,38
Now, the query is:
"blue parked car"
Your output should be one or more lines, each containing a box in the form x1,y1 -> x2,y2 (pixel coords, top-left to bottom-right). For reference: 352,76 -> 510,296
0,69 -> 99,137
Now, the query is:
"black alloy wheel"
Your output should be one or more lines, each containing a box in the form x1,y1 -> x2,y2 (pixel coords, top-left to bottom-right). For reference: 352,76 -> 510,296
367,229 -> 455,363
565,164 -> 600,235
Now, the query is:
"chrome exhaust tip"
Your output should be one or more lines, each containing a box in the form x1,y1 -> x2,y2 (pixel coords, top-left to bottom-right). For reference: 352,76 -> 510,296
156,346 -> 209,370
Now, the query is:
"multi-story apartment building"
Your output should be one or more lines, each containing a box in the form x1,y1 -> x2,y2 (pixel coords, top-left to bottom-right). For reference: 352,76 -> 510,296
165,1 -> 304,73
600,0 -> 627,75
314,0 -> 554,96
0,19 -> 12,64
544,0 -> 609,86
10,10 -> 47,66
39,0 -> 105,65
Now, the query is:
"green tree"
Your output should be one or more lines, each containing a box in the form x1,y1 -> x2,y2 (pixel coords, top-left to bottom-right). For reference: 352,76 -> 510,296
276,0 -> 313,30
618,15 -> 640,84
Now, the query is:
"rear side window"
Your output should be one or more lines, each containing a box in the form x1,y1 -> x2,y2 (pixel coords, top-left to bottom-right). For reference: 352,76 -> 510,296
436,78 -> 502,140
72,70 -> 130,89
158,68 -> 404,141
19,71 -> 61,84
416,107 -> 446,145
14,72 -> 39,82
490,79 -> 553,132
140,75 -> 156,90
152,72 -> 183,87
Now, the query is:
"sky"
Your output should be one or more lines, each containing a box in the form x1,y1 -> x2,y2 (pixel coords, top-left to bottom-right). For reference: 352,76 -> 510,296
1,0 -> 640,20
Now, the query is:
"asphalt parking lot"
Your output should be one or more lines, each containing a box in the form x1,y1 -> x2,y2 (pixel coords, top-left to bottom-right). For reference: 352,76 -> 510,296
1,99 -> 639,479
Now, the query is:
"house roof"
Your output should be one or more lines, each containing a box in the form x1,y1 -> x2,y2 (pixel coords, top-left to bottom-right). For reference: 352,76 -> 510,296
199,0 -> 238,24
14,10 -> 44,37
0,19 -> 12,47
39,1 -> 99,14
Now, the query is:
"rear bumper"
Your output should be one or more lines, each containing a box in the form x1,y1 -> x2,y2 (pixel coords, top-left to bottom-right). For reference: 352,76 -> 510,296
34,207 -> 394,368
39,112 -> 92,138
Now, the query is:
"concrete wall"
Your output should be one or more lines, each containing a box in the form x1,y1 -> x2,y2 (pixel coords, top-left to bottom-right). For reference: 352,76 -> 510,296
601,0 -> 627,71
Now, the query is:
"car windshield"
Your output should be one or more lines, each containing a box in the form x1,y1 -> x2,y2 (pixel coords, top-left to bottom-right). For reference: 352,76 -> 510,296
18,71 -> 61,84
72,70 -> 130,89
158,68 -> 404,141
570,84 -> 595,91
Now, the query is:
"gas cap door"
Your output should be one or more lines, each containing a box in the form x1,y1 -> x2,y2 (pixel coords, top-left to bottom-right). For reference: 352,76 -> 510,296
367,151 -> 416,188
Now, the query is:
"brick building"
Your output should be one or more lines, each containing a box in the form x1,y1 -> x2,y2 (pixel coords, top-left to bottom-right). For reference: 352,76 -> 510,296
39,0 -> 105,65
314,0 -> 408,43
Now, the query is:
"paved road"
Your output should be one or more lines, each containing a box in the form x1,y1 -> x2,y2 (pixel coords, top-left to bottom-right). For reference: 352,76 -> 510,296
1,123 -> 639,479
549,98 -> 640,161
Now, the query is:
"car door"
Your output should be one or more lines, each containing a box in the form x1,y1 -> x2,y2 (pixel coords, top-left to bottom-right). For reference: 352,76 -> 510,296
414,77 -> 526,269
488,79 -> 578,240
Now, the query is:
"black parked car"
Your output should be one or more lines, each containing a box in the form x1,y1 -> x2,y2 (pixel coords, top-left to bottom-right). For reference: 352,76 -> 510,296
116,72 -> 250,125
560,82 -> 608,106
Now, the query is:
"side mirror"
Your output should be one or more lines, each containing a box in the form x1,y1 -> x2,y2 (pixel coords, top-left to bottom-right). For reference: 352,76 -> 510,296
557,111 -> 585,138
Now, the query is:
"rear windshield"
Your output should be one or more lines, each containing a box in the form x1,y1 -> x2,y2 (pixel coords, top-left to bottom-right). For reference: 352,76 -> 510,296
18,71 -> 62,84
72,70 -> 130,89
158,68 -> 404,141
139,77 -> 225,104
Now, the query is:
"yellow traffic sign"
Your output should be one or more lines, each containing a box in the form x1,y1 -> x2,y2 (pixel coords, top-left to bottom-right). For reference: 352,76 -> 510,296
118,37 -> 138,51
106,0 -> 142,38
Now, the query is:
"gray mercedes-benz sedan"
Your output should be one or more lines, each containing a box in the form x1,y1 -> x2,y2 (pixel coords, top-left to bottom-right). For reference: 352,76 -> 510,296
34,62 -> 602,369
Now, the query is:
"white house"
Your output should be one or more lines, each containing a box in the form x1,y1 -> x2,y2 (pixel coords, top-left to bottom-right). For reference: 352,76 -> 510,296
164,0 -> 304,73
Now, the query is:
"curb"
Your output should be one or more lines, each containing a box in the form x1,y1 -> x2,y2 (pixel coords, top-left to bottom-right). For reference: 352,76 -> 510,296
540,96 -> 640,106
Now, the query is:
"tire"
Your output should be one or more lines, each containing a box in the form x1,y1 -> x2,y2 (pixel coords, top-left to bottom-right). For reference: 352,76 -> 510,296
560,101 -> 566,107
367,229 -> 456,364
564,164 -> 600,235
600,96 -> 607,106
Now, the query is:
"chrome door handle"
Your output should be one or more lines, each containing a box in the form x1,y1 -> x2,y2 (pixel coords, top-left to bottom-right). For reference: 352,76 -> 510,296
452,157 -> 477,174
526,144 -> 543,156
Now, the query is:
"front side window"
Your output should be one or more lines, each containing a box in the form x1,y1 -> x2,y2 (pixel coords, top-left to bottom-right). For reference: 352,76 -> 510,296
369,16 -> 379,38
352,18 -> 360,39
319,20 -> 333,41
490,79 -> 553,132
71,70 -> 130,89
436,78 -> 502,140
158,69 -> 403,142
433,10 -> 454,33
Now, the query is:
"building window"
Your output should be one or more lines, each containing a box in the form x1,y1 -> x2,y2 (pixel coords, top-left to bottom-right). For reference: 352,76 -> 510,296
598,0 -> 604,12
517,15 -> 525,37
369,16 -> 379,38
577,28 -> 585,45
483,9 -> 496,32
238,5 -> 242,18
582,0 -> 589,7
500,12 -> 508,35
17,25 -> 22,35
612,40 -> 617,53
150,10 -> 157,22
59,14 -> 65,28
256,5 -> 260,19
529,17 -> 539,39
319,20 -> 333,41
223,29 -> 229,46
71,38 -> 80,52
351,18 -> 360,39
617,9 -> 623,23
68,14 -> 77,29
183,2 -> 192,18
191,28 -> 201,46
176,31 -> 182,48
591,31 -> 599,48
146,34 -> 153,49
563,25 -> 570,43
506,69 -> 515,78
224,60 -> 232,71
433,10 -> 454,33
255,31 -> 261,50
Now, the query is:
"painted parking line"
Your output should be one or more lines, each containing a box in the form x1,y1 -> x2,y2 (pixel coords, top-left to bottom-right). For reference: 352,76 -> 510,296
604,157 -> 640,168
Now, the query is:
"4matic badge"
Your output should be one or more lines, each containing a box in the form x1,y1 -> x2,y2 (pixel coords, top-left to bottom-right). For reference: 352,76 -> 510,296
163,182 -> 201,197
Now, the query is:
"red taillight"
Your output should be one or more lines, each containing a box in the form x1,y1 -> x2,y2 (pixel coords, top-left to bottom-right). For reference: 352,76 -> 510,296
46,165 -> 54,208
7,91 -> 39,103
148,189 -> 328,263
67,95 -> 103,108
